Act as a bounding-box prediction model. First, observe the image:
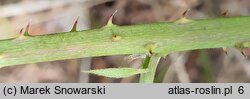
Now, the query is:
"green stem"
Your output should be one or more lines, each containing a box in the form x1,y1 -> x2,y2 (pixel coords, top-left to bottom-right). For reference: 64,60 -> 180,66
139,54 -> 161,83
1,16 -> 250,67
142,55 -> 150,69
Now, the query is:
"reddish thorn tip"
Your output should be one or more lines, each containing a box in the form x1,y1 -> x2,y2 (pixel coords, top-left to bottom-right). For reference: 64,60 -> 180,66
108,10 -> 118,24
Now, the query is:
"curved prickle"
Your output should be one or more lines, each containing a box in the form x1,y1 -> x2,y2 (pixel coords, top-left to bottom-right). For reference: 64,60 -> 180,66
16,28 -> 25,39
235,42 -> 249,57
223,48 -> 228,55
182,9 -> 190,17
24,23 -> 30,36
70,16 -> 79,32
175,9 -> 192,24
222,10 -> 229,17
106,10 -> 118,26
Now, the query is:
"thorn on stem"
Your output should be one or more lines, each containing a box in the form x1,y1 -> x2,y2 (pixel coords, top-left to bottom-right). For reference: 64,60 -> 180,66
223,48 -> 228,55
70,16 -> 79,32
235,42 -> 248,58
24,23 -> 30,36
19,28 -> 24,35
240,49 -> 247,58
175,9 -> 192,24
182,9 -> 190,17
16,28 -> 26,39
107,10 -> 118,26
222,10 -> 228,17
162,56 -> 167,61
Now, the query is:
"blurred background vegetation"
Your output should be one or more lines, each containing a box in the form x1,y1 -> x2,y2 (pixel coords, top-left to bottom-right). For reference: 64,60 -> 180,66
0,0 -> 250,83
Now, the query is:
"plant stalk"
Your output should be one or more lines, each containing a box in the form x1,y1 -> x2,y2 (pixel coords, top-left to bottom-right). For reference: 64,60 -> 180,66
139,54 -> 161,83
1,16 -> 250,67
